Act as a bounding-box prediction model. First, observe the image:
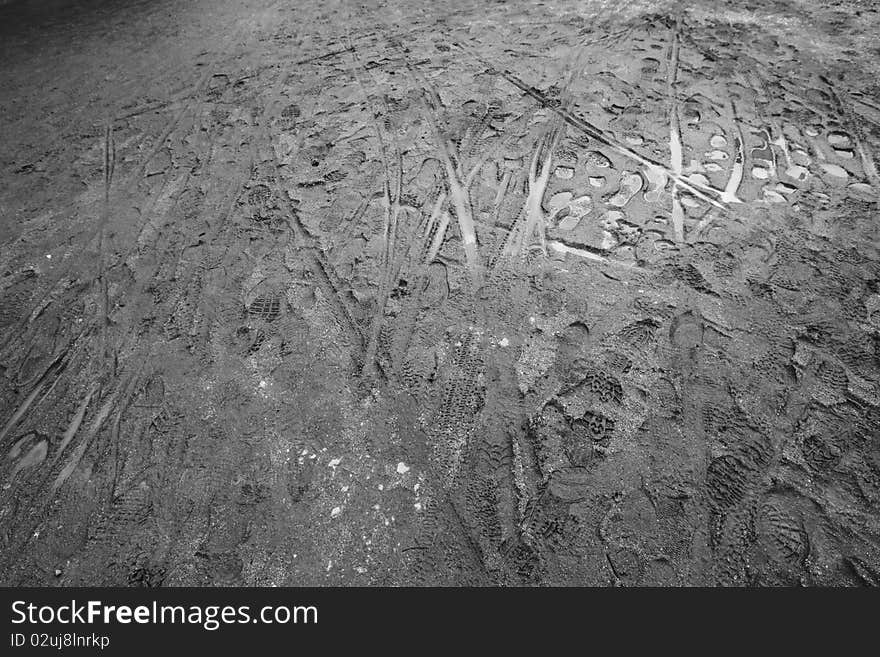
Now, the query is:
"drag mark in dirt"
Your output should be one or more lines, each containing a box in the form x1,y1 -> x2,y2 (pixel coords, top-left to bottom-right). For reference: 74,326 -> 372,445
98,120 -> 116,368
347,43 -> 404,272
745,71 -> 795,175
406,63 -> 484,281
51,388 -> 118,495
52,383 -> 98,463
0,355 -> 66,448
719,98 -> 745,204
347,42 -> 415,376
502,39 -> 591,260
502,129 -> 560,258
851,93 -> 880,130
424,191 -> 451,265
667,19 -> 685,242
546,238 -> 613,264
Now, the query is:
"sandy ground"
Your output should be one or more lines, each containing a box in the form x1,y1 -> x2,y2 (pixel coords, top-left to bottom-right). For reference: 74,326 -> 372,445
1,0 -> 879,586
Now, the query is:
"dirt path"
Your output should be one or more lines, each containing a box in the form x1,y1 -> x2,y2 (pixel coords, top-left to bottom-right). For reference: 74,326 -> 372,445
1,0 -> 879,586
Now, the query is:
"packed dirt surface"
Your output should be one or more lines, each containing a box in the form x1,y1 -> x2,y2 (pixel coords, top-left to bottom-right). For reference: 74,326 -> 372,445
1,0 -> 880,586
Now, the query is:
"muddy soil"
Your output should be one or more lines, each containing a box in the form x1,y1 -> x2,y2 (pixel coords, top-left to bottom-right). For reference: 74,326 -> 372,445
1,0 -> 879,586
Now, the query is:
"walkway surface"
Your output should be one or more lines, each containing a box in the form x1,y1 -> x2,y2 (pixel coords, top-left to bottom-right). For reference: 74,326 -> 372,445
1,0 -> 879,585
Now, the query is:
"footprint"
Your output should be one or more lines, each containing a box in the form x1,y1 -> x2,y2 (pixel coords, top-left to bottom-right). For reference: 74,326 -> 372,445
555,148 -> 578,166
774,182 -> 798,196
548,193 -> 592,230
683,104 -> 701,124
608,171 -> 643,207
600,210 -> 625,230
546,191 -> 573,216
750,129 -> 776,176
688,173 -> 711,187
557,214 -> 581,231
669,310 -> 704,350
826,131 -> 852,149
640,57 -> 660,79
139,375 -> 166,407
680,193 -> 701,208
762,187 -> 787,203
556,321 -> 591,369
643,166 -> 667,203
848,182 -> 875,200
791,149 -> 811,166
584,151 -> 612,168
819,163 -> 849,179
784,164 -> 809,181
569,195 -> 593,216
